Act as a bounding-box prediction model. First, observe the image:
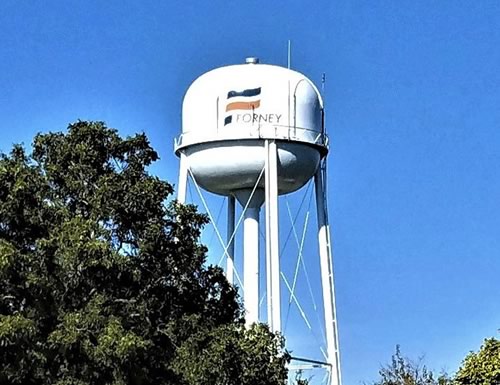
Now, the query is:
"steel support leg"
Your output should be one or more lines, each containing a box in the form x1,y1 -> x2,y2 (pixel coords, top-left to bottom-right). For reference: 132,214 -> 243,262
314,163 -> 341,385
265,140 -> 281,332
226,195 -> 236,285
177,151 -> 188,204
243,206 -> 260,326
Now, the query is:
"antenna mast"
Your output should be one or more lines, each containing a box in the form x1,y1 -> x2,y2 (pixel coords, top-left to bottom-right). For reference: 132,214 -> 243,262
288,40 -> 291,69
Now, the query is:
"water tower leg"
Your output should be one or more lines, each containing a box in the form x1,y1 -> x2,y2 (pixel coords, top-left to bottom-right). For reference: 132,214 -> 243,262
243,205 -> 260,327
226,195 -> 236,285
314,165 -> 341,385
265,140 -> 281,332
235,189 -> 264,328
177,151 -> 188,204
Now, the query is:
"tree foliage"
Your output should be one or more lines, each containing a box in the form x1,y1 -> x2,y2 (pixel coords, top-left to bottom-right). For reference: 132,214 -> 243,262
454,338 -> 500,385
0,121 -> 290,385
373,346 -> 450,385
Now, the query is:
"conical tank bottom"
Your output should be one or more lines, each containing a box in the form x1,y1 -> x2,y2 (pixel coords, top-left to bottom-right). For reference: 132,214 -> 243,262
233,188 -> 265,209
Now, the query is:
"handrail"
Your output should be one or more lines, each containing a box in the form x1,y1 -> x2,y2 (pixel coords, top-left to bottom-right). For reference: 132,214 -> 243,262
290,355 -> 331,368
174,124 -> 328,152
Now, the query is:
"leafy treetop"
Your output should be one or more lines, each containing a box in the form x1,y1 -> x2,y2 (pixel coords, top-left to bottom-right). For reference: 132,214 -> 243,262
0,121 -> 290,385
455,338 -> 500,385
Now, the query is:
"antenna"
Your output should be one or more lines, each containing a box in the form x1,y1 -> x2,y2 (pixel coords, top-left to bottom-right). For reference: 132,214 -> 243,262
288,40 -> 291,69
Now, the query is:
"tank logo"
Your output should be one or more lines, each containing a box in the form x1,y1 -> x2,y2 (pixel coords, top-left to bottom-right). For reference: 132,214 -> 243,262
223,87 -> 282,126
224,87 -> 261,125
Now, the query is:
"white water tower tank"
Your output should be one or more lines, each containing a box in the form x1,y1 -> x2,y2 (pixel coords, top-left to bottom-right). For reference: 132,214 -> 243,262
175,58 -> 328,196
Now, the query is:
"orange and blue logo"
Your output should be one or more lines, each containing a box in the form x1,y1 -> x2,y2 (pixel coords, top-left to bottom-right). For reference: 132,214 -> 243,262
224,87 -> 261,126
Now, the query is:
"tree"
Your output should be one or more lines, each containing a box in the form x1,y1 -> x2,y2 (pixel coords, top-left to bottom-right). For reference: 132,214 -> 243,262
372,346 -> 450,385
172,320 -> 288,385
454,338 -> 500,385
0,121 -> 290,385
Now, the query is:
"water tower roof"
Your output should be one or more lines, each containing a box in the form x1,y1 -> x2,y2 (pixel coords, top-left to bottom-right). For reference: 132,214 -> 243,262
176,62 -> 327,154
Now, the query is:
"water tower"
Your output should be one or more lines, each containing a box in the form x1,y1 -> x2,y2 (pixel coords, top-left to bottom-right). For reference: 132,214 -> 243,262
175,58 -> 341,385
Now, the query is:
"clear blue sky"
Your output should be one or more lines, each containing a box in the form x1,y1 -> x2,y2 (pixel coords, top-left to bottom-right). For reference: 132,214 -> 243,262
1,1 -> 499,384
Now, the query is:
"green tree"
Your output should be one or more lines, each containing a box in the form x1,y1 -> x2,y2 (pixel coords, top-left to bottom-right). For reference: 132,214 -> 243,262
373,346 -> 450,385
454,338 -> 500,385
0,121 -> 290,385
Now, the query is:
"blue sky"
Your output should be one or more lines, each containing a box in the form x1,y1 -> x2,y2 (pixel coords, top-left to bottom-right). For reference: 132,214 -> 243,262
1,1 -> 500,384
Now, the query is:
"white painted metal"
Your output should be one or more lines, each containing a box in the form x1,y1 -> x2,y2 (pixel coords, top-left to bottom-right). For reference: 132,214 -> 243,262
234,188 -> 264,327
281,272 -> 313,331
315,164 -> 341,385
268,140 -> 281,333
178,63 -> 324,147
226,195 -> 235,285
242,204 -> 260,327
265,141 -> 272,330
268,140 -> 281,332
175,61 -> 327,197
246,57 -> 259,64
181,141 -> 321,196
189,170 -> 247,292
177,151 -> 188,203
265,139 -> 281,332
